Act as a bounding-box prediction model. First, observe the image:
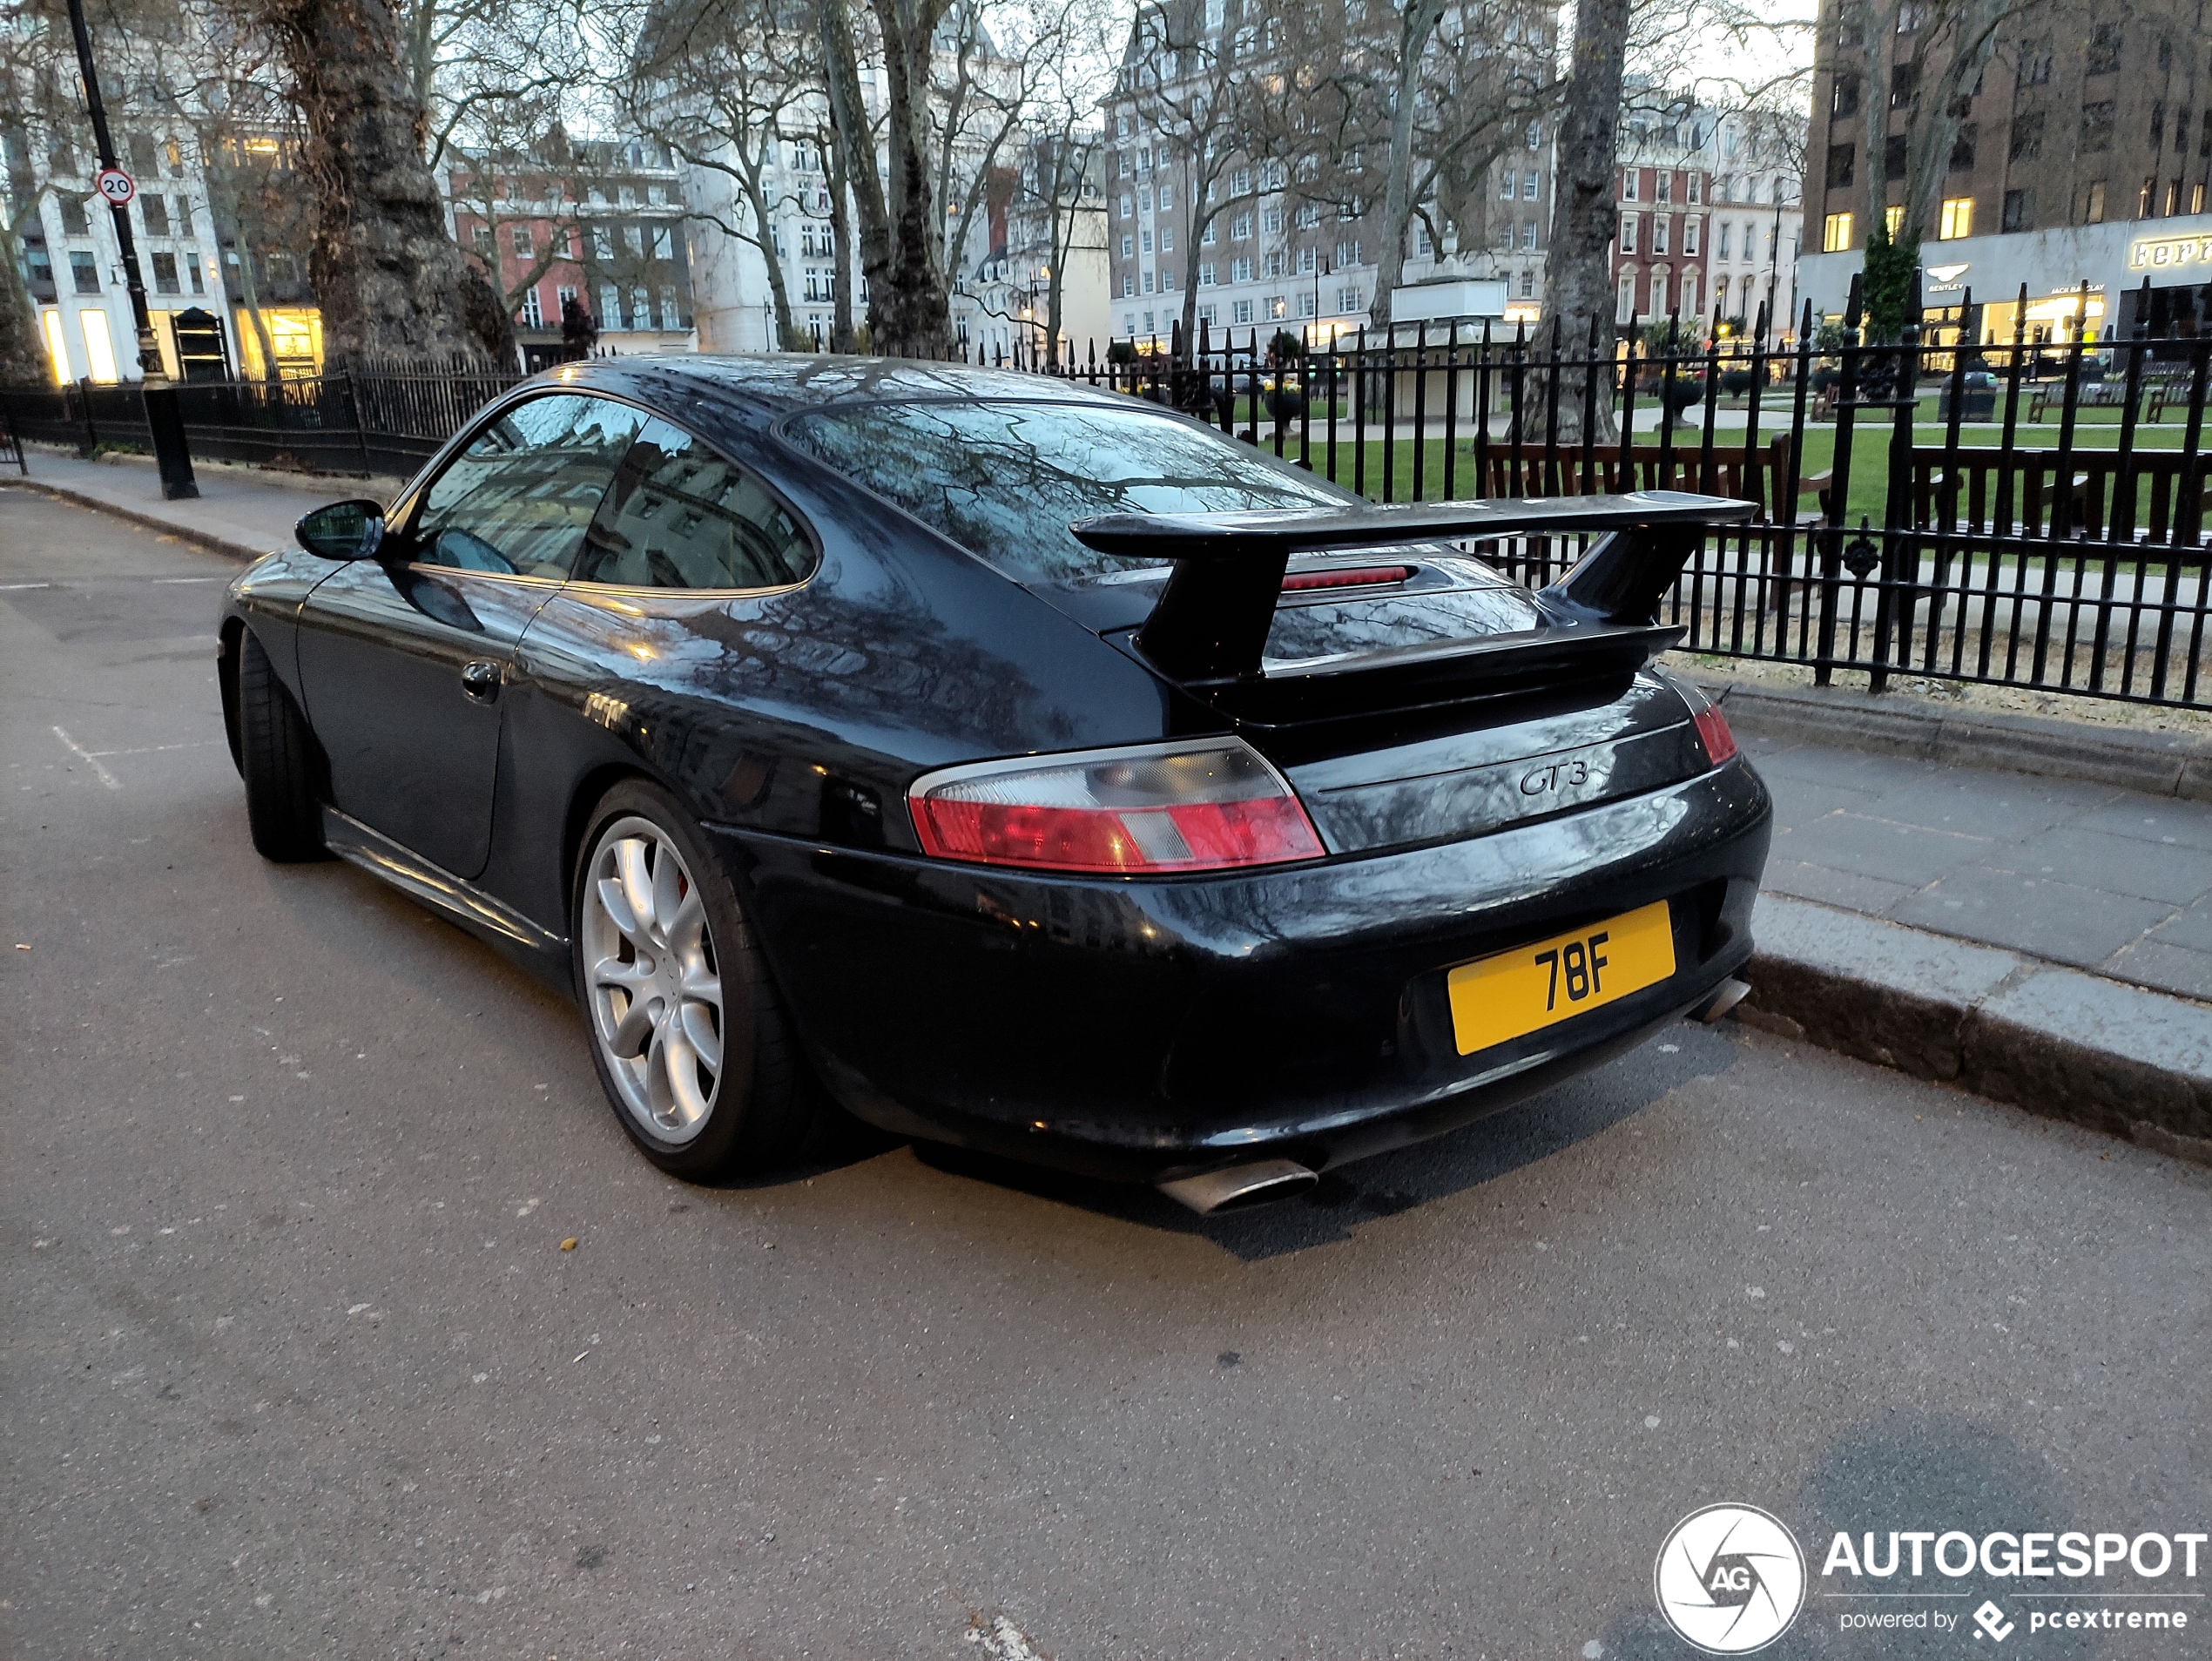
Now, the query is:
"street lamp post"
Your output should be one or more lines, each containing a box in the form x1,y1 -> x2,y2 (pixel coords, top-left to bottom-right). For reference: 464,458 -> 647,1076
65,0 -> 196,499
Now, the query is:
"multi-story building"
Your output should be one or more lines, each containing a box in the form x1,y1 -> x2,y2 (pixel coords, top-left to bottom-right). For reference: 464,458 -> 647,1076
1102,2 -> 1555,346
987,127 -> 1110,362
445,138 -> 698,368
1798,0 -> 2210,341
1611,96 -> 1804,334
7,125 -> 234,383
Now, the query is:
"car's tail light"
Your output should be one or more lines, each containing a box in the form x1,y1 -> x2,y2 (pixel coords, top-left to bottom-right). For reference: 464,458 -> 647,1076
1678,683 -> 1738,766
908,739 -> 1325,874
1693,705 -> 1738,766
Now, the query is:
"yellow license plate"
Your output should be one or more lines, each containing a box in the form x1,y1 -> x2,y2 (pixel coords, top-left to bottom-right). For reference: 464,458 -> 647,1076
1446,900 -> 1676,1056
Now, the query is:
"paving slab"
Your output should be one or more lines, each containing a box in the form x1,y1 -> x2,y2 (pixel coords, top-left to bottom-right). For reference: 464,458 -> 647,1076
2005,825 -> 2212,905
1772,809 -> 1991,887
1888,867 -> 2175,968
2101,937 -> 2212,1003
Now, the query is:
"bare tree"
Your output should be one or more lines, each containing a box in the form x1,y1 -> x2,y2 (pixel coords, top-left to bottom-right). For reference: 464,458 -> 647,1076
1123,0 -> 1272,348
253,0 -> 511,361
867,0 -> 958,354
628,0 -> 816,349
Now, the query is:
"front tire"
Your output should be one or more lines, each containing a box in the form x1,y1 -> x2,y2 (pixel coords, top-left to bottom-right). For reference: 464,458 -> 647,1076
236,628 -> 326,861
572,780 -> 806,1179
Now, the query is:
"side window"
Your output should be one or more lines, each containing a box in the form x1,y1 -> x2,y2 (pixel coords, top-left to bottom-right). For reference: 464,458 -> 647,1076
572,416 -> 815,591
410,395 -> 645,577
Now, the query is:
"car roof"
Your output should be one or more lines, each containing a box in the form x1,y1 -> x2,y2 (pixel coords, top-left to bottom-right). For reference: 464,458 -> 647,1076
527,354 -> 1131,424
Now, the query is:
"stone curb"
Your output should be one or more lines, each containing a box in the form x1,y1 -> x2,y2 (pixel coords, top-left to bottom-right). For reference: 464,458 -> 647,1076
1740,894 -> 2212,1167
0,477 -> 262,564
1695,675 -> 2212,802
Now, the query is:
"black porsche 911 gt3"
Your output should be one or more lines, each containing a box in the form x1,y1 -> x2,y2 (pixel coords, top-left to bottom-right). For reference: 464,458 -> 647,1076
217,357 -> 1770,1213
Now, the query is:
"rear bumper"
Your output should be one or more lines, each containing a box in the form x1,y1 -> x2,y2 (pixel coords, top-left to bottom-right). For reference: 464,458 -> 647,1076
716,756 -> 1771,1182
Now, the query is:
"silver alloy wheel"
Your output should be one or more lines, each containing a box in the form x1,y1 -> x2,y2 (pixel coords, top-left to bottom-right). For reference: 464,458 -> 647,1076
581,815 -> 725,1144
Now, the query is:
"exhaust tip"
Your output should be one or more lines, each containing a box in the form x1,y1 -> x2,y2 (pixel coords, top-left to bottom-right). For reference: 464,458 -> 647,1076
1157,1158 -> 1319,1216
1699,977 -> 1752,1024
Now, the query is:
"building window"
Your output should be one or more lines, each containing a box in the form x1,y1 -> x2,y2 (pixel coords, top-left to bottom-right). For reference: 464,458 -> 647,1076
1935,196 -> 1972,240
1231,213 -> 1251,239
142,195 -> 171,236
1199,262 -> 1216,286
520,286 -> 543,327
1822,213 -> 1852,253
1140,229 -> 1152,253
1231,255 -> 1252,282
1501,170 -> 1517,200
1521,219 -> 1536,250
1336,286 -> 1361,312
150,251 -> 179,294
1231,299 -> 1253,324
2084,180 -> 2107,223
1622,170 -> 1638,202
1885,205 -> 1904,238
1825,145 -> 1855,189
2081,103 -> 2115,153
1617,270 -> 1636,322
1653,216 -> 1670,254
1620,213 -> 1638,253
601,284 -> 623,327
1687,174 -> 1702,205
1683,217 -> 1700,255
1649,270 -> 1669,315
2138,177 -> 2155,218
1120,234 -> 1133,258
1680,271 -> 1698,317
1297,294 -> 1317,317
1717,221 -> 1731,260
1142,270 -> 1154,294
662,289 -> 681,329
1119,194 -> 1131,219
1522,171 -> 1538,200
511,224 -> 534,258
1139,186 -> 1151,213
1267,295 -> 1286,319
1197,303 -> 1216,327
70,251 -> 99,294
1122,274 -> 1135,297
2085,23 -> 2121,75
1521,269 -> 1534,298
1160,226 -> 1173,251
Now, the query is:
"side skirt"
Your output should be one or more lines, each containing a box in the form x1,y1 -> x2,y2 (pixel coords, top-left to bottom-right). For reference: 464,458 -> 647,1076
321,807 -> 574,991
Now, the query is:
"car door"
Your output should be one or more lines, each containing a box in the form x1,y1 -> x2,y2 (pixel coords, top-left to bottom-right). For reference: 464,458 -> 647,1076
296,393 -> 644,878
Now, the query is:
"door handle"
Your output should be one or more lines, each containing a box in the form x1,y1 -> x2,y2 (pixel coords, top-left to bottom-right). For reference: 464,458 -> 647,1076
460,659 -> 502,702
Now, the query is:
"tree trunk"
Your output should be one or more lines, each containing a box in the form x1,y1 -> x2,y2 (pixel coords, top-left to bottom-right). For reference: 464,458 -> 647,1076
818,0 -> 894,354
1368,0 -> 1447,335
868,0 -> 955,357
1537,0 -> 1629,442
823,126 -> 856,352
741,165 -> 804,348
256,0 -> 508,365
0,218 -> 45,385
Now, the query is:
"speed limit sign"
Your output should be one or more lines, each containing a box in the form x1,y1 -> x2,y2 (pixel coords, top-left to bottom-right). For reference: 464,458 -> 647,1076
92,166 -> 135,207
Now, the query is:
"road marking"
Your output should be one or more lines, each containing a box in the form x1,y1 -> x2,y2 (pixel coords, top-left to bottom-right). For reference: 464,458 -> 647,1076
83,739 -> 222,758
151,576 -> 227,584
0,581 -> 54,591
51,726 -> 121,789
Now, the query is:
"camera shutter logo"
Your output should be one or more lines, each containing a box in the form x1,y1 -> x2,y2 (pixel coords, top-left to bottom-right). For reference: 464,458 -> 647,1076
1654,1504 -> 1807,1654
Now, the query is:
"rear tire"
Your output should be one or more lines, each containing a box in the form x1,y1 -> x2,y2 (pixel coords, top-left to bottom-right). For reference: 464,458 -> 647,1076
236,628 -> 327,861
572,779 -> 806,1179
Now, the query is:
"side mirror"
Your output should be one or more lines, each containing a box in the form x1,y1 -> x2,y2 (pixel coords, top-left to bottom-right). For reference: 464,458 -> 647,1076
295,499 -> 385,562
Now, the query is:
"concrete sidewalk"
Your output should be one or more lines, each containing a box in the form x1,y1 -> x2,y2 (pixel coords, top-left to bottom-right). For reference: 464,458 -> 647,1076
1,443 -> 402,560
7,452 -> 2209,1165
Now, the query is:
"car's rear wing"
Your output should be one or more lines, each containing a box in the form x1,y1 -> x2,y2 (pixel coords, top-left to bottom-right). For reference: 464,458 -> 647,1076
1069,490 -> 1757,692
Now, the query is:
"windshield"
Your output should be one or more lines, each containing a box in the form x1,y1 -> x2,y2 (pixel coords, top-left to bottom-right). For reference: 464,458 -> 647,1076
784,398 -> 1354,581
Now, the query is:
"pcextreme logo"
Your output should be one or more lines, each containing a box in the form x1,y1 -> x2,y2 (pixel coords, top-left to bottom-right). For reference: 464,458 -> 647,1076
1654,1504 -> 1808,1654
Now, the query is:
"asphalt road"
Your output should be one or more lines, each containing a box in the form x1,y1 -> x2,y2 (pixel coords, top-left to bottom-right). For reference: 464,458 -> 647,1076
3,491 -> 2208,1660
